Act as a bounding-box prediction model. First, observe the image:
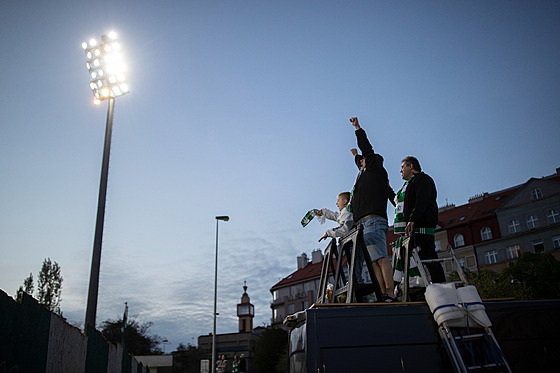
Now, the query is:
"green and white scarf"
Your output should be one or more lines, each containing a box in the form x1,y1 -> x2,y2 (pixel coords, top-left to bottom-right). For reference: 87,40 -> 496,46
392,236 -> 423,290
393,176 -> 413,234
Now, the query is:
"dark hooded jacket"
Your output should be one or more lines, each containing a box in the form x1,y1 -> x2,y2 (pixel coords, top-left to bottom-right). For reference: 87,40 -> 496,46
351,128 -> 394,222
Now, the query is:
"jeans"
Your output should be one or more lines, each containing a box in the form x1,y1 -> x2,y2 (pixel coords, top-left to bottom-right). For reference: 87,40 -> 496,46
362,216 -> 389,262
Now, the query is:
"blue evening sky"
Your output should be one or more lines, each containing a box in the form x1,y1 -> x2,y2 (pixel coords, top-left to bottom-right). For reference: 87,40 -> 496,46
1,0 -> 559,350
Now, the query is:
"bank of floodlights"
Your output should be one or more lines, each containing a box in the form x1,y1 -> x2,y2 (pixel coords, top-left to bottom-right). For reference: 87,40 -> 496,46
82,31 -> 129,104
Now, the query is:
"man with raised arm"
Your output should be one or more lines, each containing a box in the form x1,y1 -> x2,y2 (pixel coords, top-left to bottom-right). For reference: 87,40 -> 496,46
349,117 -> 396,302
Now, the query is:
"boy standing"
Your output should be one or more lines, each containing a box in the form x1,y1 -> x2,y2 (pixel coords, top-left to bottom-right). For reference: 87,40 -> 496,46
316,192 -> 353,242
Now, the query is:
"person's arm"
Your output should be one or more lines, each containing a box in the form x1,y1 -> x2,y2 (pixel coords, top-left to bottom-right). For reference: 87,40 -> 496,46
351,117 -> 378,170
319,210 -> 353,241
388,180 -> 396,206
350,148 -> 362,170
320,208 -> 338,221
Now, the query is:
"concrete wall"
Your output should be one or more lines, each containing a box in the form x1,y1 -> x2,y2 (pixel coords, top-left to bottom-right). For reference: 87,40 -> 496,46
0,289 -> 148,373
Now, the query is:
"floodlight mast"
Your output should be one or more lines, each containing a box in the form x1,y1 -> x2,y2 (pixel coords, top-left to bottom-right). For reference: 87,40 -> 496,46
82,32 -> 129,333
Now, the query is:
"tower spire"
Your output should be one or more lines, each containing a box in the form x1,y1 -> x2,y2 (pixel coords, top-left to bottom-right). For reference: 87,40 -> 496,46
237,281 -> 254,333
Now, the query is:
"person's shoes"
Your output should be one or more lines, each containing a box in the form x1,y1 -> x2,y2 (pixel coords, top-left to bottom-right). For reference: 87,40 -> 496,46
383,294 -> 397,303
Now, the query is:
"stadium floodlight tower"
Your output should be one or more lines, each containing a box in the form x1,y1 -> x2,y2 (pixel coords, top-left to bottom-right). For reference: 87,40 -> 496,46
81,31 -> 129,333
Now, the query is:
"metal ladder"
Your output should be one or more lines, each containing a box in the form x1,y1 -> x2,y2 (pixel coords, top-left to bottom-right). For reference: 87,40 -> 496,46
396,235 -> 512,373
393,235 -> 468,301
316,225 -> 384,304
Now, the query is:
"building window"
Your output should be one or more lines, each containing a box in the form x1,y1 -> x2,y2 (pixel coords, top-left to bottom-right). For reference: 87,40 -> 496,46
506,245 -> 521,259
527,215 -> 539,229
456,257 -> 466,268
531,188 -> 543,200
288,304 -> 295,315
480,227 -> 492,241
547,209 -> 560,224
435,240 -> 442,252
553,236 -> 560,249
273,290 -> 278,301
454,234 -> 465,247
532,239 -> 544,253
508,219 -> 520,233
290,285 -> 301,297
302,300 -> 310,309
485,250 -> 498,264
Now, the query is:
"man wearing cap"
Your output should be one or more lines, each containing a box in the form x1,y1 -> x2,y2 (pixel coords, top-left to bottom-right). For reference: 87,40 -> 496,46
349,117 -> 396,301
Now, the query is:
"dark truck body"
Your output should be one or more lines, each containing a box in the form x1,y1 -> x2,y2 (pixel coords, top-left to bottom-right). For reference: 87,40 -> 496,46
286,300 -> 560,373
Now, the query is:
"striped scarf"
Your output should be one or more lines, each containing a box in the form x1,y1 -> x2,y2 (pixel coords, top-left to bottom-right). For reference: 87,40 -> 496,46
392,236 -> 423,289
393,176 -> 413,234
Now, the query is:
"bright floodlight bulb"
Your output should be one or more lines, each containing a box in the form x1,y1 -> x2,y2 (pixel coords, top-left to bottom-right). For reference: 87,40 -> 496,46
89,39 -> 97,47
108,31 -> 117,39
82,42 -> 88,50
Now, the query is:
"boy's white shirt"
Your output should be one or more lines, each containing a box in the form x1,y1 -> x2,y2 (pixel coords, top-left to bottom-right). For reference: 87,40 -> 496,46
320,207 -> 354,238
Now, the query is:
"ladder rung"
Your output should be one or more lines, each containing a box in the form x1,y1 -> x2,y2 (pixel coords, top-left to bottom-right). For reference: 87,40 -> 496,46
333,285 -> 348,297
420,258 -> 450,263
454,333 -> 485,341
468,363 -> 498,369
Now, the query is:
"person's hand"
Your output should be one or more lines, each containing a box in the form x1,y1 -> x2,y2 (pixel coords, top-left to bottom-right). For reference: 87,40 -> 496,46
350,117 -> 360,130
405,221 -> 415,235
350,148 -> 358,156
318,232 -> 328,242
315,209 -> 323,216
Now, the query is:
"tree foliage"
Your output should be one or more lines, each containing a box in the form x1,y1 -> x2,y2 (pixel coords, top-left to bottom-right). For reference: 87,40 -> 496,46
173,343 -> 205,373
37,258 -> 63,314
15,258 -> 63,315
15,273 -> 34,303
254,327 -> 288,373
502,252 -> 560,299
101,317 -> 163,355
451,252 -> 560,300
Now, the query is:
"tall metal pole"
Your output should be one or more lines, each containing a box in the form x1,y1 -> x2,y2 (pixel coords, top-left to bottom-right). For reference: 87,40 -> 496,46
212,216 -> 228,370
212,219 -> 219,371
85,97 -> 115,332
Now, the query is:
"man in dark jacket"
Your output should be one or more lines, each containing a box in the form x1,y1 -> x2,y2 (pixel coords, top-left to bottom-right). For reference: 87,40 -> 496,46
349,117 -> 396,301
395,156 -> 445,283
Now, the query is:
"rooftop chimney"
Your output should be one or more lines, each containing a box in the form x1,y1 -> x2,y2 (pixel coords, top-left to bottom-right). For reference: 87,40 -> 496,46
311,249 -> 324,264
297,253 -> 309,269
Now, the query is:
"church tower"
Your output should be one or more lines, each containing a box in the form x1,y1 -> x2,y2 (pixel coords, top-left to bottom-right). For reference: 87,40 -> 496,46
237,281 -> 255,333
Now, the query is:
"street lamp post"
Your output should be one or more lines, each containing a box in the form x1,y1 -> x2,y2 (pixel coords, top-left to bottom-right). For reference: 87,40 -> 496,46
212,216 -> 229,370
81,32 -> 129,332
